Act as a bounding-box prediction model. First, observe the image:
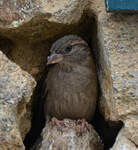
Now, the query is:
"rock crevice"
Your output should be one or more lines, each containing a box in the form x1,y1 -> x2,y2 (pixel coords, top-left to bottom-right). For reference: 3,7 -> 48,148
0,0 -> 137,149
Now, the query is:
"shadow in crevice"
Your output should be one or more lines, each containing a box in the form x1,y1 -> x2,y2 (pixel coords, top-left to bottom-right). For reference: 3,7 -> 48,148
23,68 -> 48,150
92,107 -> 123,150
90,17 -> 123,150
0,36 -> 14,56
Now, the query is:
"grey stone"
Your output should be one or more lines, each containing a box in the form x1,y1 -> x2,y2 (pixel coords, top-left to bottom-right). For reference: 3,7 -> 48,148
88,0 -> 138,149
111,116 -> 138,150
0,0 -> 88,42
35,119 -> 103,150
0,51 -> 36,150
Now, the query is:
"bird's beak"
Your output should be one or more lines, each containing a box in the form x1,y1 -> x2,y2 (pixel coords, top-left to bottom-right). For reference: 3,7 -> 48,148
47,53 -> 63,65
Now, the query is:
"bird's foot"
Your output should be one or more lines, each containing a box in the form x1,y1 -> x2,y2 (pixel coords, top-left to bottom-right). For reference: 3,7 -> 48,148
51,117 -> 65,127
77,119 -> 90,133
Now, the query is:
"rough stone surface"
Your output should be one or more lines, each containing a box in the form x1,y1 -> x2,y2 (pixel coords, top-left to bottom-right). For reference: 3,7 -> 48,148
0,0 -> 91,81
0,0 -> 92,80
111,122 -> 138,150
0,0 -> 87,26
8,42 -> 50,80
111,115 -> 138,149
0,50 -> 36,149
123,115 -> 138,146
0,0 -> 137,149
89,0 -> 138,122
87,0 -> 138,149
98,13 -> 138,121
0,0 -> 88,42
35,119 -> 103,150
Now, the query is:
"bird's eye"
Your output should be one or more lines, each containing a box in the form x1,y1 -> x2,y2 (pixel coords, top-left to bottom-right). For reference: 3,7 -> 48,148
56,50 -> 60,54
65,45 -> 72,52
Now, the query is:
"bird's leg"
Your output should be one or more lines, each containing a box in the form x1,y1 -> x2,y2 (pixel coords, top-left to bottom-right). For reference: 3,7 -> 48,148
51,117 -> 65,127
77,119 -> 90,132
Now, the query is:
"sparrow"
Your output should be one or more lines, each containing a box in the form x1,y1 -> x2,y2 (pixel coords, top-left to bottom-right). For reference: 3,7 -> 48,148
43,35 -> 98,128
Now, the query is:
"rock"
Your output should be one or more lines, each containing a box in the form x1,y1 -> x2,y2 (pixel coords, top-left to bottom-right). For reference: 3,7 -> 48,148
0,0 -> 137,149
111,116 -> 138,150
35,119 -> 103,150
88,0 -> 138,122
0,0 -> 88,42
111,134 -> 137,150
0,51 -> 36,149
8,41 -> 50,80
0,0 -> 90,81
87,0 -> 138,149
123,115 -> 138,146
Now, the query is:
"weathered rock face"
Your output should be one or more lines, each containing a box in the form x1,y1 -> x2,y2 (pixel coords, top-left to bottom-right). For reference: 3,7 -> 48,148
34,119 -> 103,150
0,0 -> 137,149
0,0 -> 88,43
111,116 -> 138,150
0,51 -> 36,149
97,13 -> 138,121
111,129 -> 137,150
88,0 -> 138,149
0,0 -> 87,26
89,0 -> 138,122
8,42 -> 50,80
123,115 -> 138,146
0,0 -> 91,81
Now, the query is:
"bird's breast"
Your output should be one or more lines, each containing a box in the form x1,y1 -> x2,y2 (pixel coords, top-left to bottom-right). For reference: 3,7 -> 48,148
45,64 -> 97,121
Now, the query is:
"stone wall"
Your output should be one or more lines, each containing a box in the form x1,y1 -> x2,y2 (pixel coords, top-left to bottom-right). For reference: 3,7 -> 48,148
0,0 -> 137,149
88,0 -> 138,149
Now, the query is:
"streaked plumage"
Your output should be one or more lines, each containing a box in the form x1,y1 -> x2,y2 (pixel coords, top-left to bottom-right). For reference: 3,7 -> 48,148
43,35 -> 97,122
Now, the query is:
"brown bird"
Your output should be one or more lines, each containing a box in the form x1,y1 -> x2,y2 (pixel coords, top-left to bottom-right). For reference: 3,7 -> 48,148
43,35 -> 97,128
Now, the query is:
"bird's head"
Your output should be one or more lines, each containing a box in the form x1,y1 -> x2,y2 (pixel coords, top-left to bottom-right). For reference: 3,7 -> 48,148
47,35 -> 90,65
